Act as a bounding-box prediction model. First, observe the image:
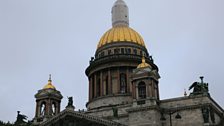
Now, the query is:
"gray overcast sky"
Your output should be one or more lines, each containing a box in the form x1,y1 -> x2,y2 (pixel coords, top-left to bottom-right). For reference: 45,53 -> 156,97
0,0 -> 224,122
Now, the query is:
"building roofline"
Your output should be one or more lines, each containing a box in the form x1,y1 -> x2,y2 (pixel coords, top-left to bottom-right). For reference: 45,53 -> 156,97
39,109 -> 126,126
160,94 -> 224,113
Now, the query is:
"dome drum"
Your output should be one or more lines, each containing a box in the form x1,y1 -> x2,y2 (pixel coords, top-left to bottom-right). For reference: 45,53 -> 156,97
86,60 -> 138,77
86,54 -> 157,77
86,66 -> 135,108
86,55 -> 158,110
95,42 -> 149,59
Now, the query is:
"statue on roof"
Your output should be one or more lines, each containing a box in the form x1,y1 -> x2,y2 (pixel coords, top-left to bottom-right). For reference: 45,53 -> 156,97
68,97 -> 73,106
15,111 -> 27,125
66,96 -> 75,110
189,76 -> 209,96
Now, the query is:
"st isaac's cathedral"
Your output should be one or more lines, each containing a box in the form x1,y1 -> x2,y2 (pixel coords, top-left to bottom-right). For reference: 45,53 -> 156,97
30,0 -> 224,126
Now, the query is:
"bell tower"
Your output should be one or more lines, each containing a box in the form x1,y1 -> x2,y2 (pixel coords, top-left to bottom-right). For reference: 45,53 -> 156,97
131,57 -> 160,106
33,75 -> 63,123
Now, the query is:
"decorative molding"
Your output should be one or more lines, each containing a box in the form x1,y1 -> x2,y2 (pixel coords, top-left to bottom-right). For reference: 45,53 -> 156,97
126,105 -> 160,113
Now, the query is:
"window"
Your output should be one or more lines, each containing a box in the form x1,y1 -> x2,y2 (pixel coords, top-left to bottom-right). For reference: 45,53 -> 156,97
133,49 -> 137,55
108,50 -> 112,55
92,77 -> 95,98
121,48 -> 124,54
105,76 -> 109,95
120,73 -> 127,93
51,102 -> 56,115
114,48 -> 120,54
96,78 -> 101,97
140,51 -> 143,56
40,102 -> 46,116
101,51 -> 105,57
126,48 -> 131,54
138,82 -> 146,99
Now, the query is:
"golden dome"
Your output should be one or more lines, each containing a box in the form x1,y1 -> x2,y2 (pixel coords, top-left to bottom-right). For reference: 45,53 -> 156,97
43,75 -> 56,90
97,26 -> 145,49
137,57 -> 151,69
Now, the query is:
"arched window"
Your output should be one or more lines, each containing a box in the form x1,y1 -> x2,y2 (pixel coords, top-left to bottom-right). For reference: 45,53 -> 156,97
105,76 -> 109,95
96,78 -> 101,96
92,77 -> 95,98
120,73 -> 127,93
138,82 -> 146,99
51,102 -> 56,115
40,102 -> 46,116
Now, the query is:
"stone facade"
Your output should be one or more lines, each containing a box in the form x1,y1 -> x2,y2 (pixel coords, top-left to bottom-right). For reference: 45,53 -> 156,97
85,94 -> 224,126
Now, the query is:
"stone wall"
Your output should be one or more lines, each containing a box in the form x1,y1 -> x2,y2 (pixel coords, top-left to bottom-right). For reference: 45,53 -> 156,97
128,109 -> 161,126
160,95 -> 224,126
85,95 -> 224,126
87,95 -> 132,110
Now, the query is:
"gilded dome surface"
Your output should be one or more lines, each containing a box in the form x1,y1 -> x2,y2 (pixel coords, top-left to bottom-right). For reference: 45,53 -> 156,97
97,26 -> 145,49
137,57 -> 151,69
43,82 -> 56,90
43,75 -> 56,90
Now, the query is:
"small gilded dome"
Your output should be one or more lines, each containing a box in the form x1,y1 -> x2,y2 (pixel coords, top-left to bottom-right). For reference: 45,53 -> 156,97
97,26 -> 145,49
137,57 -> 151,69
43,75 -> 56,90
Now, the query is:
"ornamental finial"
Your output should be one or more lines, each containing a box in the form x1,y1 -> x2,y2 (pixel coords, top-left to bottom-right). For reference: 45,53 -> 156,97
48,74 -> 52,82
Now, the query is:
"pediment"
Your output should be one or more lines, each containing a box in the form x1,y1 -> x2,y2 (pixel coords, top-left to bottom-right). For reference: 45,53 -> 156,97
40,109 -> 126,126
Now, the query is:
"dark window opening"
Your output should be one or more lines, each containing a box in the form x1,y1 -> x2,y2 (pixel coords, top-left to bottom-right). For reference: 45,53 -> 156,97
108,50 -> 112,55
92,77 -> 95,98
121,48 -> 124,54
133,49 -> 137,55
105,76 -> 109,95
101,52 -> 105,57
140,51 -> 143,56
114,48 -> 120,54
96,78 -> 101,97
120,73 -> 127,93
125,48 -> 131,54
138,82 -> 146,99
